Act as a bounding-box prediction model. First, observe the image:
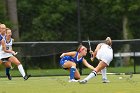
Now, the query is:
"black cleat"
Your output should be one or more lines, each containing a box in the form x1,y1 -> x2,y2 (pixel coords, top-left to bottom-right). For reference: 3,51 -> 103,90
6,74 -> 12,80
24,74 -> 31,80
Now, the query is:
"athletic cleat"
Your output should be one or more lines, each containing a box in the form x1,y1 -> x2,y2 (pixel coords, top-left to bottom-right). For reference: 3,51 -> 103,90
102,79 -> 110,83
6,74 -> 12,80
68,79 -> 79,82
24,74 -> 31,80
79,80 -> 87,84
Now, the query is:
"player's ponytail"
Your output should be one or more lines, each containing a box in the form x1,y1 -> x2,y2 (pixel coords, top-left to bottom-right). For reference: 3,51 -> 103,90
77,44 -> 84,53
105,37 -> 112,46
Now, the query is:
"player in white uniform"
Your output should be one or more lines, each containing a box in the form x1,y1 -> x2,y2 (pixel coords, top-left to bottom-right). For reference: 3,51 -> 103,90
0,24 -> 13,80
79,37 -> 113,84
95,42 -> 112,83
0,28 -> 30,80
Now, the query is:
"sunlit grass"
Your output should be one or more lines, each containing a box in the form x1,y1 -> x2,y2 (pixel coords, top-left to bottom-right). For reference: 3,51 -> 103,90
0,74 -> 140,93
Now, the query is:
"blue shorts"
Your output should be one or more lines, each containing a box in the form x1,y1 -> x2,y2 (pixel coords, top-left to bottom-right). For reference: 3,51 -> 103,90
60,56 -> 74,67
60,58 -> 68,67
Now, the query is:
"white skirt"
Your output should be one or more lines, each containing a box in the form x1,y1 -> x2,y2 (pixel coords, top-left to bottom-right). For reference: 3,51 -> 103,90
0,52 -> 13,59
96,44 -> 113,66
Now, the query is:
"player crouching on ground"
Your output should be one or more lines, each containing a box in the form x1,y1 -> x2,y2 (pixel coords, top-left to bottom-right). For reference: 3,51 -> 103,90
79,37 -> 113,84
60,45 -> 94,82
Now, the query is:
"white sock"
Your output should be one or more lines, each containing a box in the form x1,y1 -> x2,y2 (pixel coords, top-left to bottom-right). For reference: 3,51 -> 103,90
84,71 -> 97,81
18,64 -> 26,77
101,67 -> 107,80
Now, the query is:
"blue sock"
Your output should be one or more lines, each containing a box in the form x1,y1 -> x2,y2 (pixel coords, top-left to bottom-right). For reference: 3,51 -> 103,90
6,68 -> 10,75
70,66 -> 76,80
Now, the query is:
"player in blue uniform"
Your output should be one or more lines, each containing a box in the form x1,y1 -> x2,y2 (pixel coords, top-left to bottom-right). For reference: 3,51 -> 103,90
0,31 -> 3,41
60,45 -> 94,82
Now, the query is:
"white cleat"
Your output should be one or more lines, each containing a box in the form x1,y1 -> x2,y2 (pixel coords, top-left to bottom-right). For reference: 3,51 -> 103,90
79,80 -> 87,84
68,79 -> 79,82
102,79 -> 110,83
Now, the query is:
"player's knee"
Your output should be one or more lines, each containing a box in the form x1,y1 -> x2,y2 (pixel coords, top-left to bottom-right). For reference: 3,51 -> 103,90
14,62 -> 21,66
74,73 -> 80,80
75,76 -> 80,80
4,63 -> 11,67
5,65 -> 11,68
71,62 -> 76,67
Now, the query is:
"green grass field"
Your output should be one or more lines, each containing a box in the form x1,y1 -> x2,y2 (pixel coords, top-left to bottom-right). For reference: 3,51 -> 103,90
0,74 -> 140,93
1,66 -> 140,77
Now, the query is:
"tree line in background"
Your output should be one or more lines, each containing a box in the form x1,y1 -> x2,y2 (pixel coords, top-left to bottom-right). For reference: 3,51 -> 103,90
0,0 -> 140,41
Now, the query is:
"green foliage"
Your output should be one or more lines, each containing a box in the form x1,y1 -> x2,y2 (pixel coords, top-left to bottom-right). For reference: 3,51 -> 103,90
0,0 -> 11,26
95,0 -> 140,39
0,0 -> 140,41
80,0 -> 123,40
18,0 -> 77,41
0,0 -> 5,20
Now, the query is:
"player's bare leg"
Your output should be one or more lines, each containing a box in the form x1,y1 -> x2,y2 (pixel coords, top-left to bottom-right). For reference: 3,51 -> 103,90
4,62 -> 12,80
8,56 -> 31,80
63,61 -> 79,82
79,61 -> 107,84
101,67 -> 110,83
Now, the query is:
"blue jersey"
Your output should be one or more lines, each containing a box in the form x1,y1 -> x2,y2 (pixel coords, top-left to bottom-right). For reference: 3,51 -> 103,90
60,52 -> 83,66
0,35 -> 3,41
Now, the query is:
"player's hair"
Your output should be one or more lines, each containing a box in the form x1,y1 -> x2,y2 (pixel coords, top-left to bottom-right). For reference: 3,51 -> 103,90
0,24 -> 6,29
6,28 -> 10,33
105,37 -> 112,46
77,44 -> 85,53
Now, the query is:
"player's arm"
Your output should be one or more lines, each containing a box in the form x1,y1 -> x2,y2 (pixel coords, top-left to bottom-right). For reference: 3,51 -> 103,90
82,58 -> 94,70
60,51 -> 76,58
1,39 -> 16,55
90,43 -> 102,61
12,38 -> 14,42
10,38 -> 14,51
10,42 -> 18,55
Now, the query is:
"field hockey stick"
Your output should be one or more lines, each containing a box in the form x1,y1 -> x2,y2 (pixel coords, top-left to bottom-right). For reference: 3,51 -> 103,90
87,38 -> 93,60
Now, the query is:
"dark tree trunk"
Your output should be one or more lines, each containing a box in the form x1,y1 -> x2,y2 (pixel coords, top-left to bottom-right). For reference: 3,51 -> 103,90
5,0 -> 20,41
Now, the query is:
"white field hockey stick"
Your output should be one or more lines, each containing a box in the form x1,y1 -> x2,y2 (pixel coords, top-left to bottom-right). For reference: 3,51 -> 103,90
87,38 -> 93,59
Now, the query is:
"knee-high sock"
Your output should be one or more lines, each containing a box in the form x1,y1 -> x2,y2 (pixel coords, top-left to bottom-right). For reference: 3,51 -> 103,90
101,67 -> 107,80
18,64 -> 26,77
70,66 -> 76,80
84,71 -> 97,81
6,68 -> 10,75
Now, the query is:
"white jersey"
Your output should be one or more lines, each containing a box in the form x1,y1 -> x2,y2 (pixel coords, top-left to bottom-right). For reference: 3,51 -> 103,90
1,34 -> 6,39
0,37 -> 13,59
96,43 -> 113,66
